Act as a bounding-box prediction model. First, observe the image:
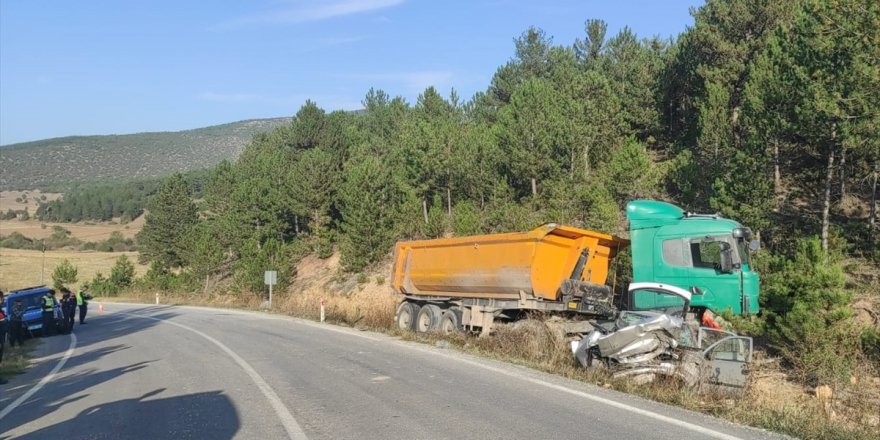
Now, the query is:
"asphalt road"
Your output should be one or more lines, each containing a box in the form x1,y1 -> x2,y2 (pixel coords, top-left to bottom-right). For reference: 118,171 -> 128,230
0,304 -> 789,440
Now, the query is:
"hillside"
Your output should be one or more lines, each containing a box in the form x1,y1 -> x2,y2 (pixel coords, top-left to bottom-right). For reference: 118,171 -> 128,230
0,117 -> 291,190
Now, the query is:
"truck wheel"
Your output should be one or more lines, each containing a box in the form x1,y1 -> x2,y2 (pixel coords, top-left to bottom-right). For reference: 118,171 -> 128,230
395,302 -> 421,331
439,309 -> 462,335
416,304 -> 442,333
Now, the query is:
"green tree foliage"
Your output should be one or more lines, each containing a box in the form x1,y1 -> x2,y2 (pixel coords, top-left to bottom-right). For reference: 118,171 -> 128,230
337,153 -> 398,271
52,259 -> 78,290
663,0 -> 794,208
757,238 -> 857,384
742,0 -> 880,253
36,179 -> 160,222
136,173 -> 199,268
109,254 -> 136,291
233,238 -> 302,294
286,100 -> 326,150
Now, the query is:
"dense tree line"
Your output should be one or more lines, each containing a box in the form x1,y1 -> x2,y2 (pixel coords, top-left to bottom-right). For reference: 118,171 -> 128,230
137,0 -> 877,383
35,170 -> 211,223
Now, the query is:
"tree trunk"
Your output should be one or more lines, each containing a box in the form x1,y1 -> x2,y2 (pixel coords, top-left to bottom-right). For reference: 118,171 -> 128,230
422,199 -> 429,224
583,144 -> 590,178
839,146 -> 846,199
821,132 -> 836,255
531,178 -> 537,197
446,187 -> 452,216
871,160 -> 878,231
773,141 -> 782,195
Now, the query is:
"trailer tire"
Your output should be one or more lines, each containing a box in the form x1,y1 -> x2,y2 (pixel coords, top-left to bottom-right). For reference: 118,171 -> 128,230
439,309 -> 462,335
395,301 -> 421,331
416,304 -> 442,333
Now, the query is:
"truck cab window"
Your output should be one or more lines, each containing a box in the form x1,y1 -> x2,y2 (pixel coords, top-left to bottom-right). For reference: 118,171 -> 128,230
690,240 -> 723,269
662,239 -> 688,267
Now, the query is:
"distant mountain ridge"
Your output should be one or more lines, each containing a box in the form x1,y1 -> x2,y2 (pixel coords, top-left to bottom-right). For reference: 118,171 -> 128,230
0,117 -> 291,190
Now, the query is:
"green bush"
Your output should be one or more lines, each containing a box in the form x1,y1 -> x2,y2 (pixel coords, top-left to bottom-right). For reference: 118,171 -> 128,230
135,260 -> 198,293
109,255 -> 136,290
88,272 -> 115,296
0,232 -> 37,250
52,259 -> 79,290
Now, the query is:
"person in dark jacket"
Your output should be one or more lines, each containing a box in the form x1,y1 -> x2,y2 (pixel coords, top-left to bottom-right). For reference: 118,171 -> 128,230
0,291 -> 7,365
41,290 -> 56,336
60,289 -> 77,334
9,298 -> 25,347
0,291 -> 6,384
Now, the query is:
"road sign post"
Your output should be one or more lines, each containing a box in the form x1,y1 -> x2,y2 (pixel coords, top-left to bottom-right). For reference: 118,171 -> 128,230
264,270 -> 277,309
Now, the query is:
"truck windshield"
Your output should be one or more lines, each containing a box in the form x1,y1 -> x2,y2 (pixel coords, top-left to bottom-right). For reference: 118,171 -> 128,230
736,238 -> 751,266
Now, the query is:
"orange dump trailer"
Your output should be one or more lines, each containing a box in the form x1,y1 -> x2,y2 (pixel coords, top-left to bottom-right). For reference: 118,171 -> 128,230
391,224 -> 628,334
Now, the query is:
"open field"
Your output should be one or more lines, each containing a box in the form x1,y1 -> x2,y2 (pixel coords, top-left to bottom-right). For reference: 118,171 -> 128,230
0,190 -> 144,241
0,216 -> 144,241
0,248 -> 148,291
0,190 -> 61,211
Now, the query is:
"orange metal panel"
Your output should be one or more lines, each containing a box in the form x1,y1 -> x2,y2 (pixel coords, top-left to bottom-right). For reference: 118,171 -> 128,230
391,224 -> 629,301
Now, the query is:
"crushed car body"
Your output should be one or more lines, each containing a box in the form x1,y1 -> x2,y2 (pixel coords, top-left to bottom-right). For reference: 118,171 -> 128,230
571,282 -> 753,389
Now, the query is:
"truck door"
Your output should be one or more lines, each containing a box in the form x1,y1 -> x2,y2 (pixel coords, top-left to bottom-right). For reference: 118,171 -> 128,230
700,327 -> 753,389
652,237 -> 695,291
687,236 -> 743,314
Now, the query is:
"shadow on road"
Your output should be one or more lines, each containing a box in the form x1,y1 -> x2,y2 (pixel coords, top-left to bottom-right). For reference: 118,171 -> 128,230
67,305 -> 181,352
0,305 -> 196,434
1,388 -> 240,440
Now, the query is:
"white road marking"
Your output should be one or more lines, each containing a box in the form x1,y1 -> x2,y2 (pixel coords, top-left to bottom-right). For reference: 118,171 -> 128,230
0,333 -> 78,421
122,312 -> 308,440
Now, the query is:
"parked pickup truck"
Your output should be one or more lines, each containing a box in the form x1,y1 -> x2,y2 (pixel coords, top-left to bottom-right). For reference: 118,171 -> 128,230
2,285 -> 62,336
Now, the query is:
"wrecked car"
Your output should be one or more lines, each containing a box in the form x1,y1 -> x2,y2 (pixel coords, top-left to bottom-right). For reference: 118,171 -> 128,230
571,282 -> 753,389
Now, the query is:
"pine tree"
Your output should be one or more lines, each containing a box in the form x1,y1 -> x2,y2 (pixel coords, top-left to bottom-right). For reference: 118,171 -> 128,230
136,173 -> 198,268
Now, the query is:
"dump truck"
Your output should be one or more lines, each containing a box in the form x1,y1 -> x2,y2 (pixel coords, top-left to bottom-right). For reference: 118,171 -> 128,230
391,200 -> 760,335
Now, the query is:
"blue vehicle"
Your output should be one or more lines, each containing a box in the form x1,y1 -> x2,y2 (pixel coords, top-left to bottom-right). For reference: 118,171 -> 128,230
2,285 -> 62,336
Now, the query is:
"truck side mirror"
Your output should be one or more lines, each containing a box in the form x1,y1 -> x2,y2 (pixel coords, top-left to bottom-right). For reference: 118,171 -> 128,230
719,246 -> 734,273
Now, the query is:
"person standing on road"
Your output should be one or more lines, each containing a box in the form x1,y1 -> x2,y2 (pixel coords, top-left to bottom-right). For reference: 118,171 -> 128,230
0,291 -> 6,384
9,298 -> 25,347
76,286 -> 91,324
0,291 -> 7,366
60,288 -> 77,334
41,290 -> 56,336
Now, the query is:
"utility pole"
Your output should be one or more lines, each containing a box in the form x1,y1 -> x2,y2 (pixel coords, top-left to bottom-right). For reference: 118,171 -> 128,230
40,241 -> 46,284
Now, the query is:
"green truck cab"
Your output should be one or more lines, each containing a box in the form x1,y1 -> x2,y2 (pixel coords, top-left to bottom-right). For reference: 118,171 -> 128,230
626,200 -> 760,316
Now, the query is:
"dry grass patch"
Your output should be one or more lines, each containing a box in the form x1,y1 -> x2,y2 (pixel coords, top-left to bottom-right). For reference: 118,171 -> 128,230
0,190 -> 60,212
0,216 -> 144,241
0,248 -> 148,291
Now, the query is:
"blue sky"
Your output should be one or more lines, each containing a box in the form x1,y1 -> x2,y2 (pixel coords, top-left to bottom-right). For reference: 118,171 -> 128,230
0,1 -> 703,145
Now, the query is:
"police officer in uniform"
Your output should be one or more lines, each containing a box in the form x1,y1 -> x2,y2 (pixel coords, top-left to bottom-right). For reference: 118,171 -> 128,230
41,290 -> 56,337
9,298 -> 25,347
76,286 -> 91,324
60,289 -> 77,334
